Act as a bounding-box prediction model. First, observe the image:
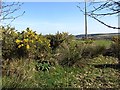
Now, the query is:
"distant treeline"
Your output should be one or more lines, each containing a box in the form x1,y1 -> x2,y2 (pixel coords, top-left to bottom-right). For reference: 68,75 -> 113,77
75,33 -> 120,40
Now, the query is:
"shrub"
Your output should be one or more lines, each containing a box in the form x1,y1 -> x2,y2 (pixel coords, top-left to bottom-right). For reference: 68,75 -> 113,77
2,26 -> 18,59
99,36 -> 120,64
36,60 -> 51,71
55,41 -> 83,67
106,35 -> 120,63
15,28 -> 51,59
46,32 -> 75,51
110,42 -> 120,60
111,36 -> 120,43
2,26 -> 51,60
83,39 -> 94,44
54,39 -> 106,67
82,45 -> 106,58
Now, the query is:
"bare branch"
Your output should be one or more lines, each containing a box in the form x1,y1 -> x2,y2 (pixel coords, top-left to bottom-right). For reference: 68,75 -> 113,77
77,1 -> 120,30
1,2 -> 25,25
90,11 -> 120,16
87,14 -> 120,29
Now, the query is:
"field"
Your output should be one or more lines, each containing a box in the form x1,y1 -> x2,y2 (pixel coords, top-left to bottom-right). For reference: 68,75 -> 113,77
93,40 -> 112,47
1,27 -> 120,89
76,39 -> 112,47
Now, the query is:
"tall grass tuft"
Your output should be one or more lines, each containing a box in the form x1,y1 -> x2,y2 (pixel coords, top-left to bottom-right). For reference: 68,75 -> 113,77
2,58 -> 37,88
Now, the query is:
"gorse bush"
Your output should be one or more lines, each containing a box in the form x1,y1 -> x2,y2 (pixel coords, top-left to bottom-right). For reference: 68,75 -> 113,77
106,35 -> 120,63
15,28 -> 51,59
55,40 -> 83,67
83,39 -> 94,44
2,26 -> 18,59
112,36 -> 120,43
55,41 -> 106,67
2,26 -> 51,60
82,44 -> 106,58
2,26 -> 114,66
46,32 -> 74,51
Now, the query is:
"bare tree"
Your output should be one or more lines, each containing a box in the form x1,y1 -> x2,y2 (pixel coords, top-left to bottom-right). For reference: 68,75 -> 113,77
0,1 -> 25,25
77,0 -> 120,29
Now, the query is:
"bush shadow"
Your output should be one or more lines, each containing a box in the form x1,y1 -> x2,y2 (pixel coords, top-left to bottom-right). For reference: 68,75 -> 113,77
93,63 -> 120,70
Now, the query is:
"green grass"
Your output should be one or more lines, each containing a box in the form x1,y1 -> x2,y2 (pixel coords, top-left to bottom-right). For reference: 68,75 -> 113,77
2,55 -> 120,88
36,57 -> 119,88
76,39 -> 112,48
87,55 -> 118,65
93,40 -> 112,47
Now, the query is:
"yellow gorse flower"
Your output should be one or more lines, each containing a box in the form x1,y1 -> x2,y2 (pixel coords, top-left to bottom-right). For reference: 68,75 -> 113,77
18,44 -> 24,48
26,44 -> 30,49
48,43 -> 50,47
24,39 -> 29,42
16,39 -> 21,44
18,45 -> 22,48
21,44 -> 24,46
35,36 -> 38,39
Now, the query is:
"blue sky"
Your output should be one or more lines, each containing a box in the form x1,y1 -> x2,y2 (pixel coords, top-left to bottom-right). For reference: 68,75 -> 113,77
4,2 -> 118,35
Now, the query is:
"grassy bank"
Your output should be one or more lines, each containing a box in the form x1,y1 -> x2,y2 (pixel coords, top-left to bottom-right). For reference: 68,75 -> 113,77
2,55 -> 120,88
